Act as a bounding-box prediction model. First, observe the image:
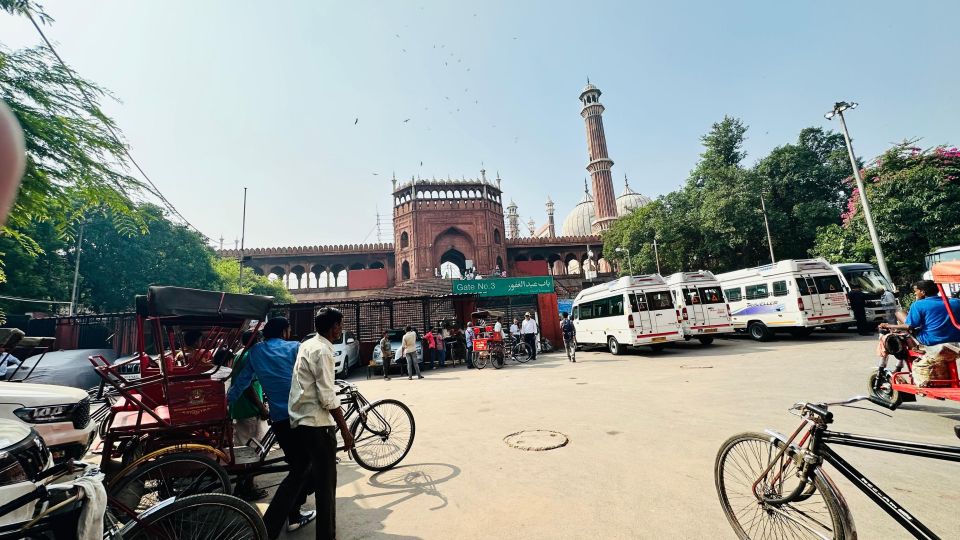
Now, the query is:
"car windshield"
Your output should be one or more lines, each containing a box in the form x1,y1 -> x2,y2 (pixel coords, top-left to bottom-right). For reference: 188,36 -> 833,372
926,248 -> 960,270
387,330 -> 405,341
843,269 -> 892,294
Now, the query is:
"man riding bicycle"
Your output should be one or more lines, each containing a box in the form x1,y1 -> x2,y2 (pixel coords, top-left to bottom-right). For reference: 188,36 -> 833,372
879,279 -> 960,387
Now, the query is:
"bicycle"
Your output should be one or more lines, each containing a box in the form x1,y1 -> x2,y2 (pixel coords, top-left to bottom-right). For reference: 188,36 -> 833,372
0,459 -> 266,540
714,395 -> 958,539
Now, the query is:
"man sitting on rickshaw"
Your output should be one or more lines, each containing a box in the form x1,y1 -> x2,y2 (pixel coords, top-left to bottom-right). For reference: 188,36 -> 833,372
879,280 -> 960,387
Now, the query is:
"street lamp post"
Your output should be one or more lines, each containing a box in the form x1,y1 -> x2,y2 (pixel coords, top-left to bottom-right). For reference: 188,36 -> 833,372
69,222 -> 84,316
615,247 -> 633,275
825,102 -> 892,283
759,192 -> 775,264
652,238 -> 661,275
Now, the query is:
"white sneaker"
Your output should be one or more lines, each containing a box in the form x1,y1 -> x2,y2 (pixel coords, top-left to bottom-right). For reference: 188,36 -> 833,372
288,510 -> 317,532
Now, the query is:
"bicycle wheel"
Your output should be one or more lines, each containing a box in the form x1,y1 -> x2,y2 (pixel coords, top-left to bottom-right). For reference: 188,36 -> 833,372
514,342 -> 532,363
474,352 -> 489,369
715,432 -> 853,539
109,453 -> 231,518
492,349 -> 505,369
350,398 -> 416,471
118,493 -> 267,540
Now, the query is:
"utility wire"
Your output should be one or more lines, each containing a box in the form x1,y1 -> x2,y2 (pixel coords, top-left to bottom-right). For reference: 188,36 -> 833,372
0,294 -> 72,304
22,6 -> 207,238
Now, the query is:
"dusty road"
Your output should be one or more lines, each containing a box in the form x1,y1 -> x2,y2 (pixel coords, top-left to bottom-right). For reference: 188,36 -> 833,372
258,334 -> 960,539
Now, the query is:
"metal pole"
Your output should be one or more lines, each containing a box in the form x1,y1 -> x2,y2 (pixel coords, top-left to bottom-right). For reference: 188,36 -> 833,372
653,239 -> 661,274
239,187 -> 247,292
626,248 -> 634,275
69,222 -> 84,316
836,110 -> 892,283
759,193 -> 776,264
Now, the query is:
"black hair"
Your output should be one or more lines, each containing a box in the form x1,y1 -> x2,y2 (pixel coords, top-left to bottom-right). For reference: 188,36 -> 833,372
263,317 -> 289,340
315,307 -> 343,335
914,280 -> 939,297
405,325 -> 413,332
240,330 -> 261,348
561,311 -> 568,318
212,348 -> 233,367
183,330 -> 203,347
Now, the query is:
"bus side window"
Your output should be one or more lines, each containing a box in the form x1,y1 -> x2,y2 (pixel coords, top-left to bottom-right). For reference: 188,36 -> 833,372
724,287 -> 743,302
572,306 -> 579,320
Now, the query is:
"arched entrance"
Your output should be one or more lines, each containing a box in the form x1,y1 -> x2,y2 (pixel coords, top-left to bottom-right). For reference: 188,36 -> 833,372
440,248 -> 466,278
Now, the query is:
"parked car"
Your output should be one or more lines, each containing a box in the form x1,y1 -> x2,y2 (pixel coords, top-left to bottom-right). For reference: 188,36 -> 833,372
0,381 -> 95,463
0,419 -> 53,527
301,331 -> 361,376
371,329 -> 423,368
6,348 -> 116,389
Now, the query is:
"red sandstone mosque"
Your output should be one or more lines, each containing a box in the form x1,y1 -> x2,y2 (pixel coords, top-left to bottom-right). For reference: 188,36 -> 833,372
220,82 -> 649,301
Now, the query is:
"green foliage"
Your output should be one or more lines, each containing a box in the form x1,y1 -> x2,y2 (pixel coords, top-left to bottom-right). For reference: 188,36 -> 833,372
212,257 -> 294,304
811,145 -> 960,289
74,204 -> 219,312
606,118 -> 853,277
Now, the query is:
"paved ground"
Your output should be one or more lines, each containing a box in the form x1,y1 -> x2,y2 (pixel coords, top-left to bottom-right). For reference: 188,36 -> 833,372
255,333 -> 960,539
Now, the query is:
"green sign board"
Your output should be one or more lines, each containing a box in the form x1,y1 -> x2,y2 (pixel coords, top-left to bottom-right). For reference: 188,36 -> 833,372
451,276 -> 555,297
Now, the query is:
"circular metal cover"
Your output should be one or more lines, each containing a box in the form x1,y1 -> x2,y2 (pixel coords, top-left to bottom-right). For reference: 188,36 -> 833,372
503,430 -> 569,451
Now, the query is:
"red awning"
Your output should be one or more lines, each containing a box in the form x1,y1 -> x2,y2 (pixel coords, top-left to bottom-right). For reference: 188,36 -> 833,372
931,261 -> 960,284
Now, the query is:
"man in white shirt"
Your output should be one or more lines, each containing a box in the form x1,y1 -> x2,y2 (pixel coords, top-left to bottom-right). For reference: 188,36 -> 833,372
494,317 -> 504,339
521,312 -> 539,360
510,318 -> 521,341
400,325 -> 423,379
275,307 -> 354,540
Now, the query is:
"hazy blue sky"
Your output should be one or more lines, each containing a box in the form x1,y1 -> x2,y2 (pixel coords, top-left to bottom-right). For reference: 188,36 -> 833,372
0,1 -> 956,248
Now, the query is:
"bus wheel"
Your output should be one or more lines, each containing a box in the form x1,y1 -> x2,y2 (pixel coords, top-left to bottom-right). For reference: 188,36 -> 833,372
607,336 -> 624,355
697,337 -> 715,346
748,322 -> 772,342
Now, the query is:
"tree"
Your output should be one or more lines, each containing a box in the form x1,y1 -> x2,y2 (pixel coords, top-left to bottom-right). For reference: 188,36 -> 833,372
811,144 -> 960,289
75,205 -> 219,313
212,258 -> 294,304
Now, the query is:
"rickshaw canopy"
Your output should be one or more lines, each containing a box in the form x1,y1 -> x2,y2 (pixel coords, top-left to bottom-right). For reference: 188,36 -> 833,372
931,262 -> 960,285
140,286 -> 273,321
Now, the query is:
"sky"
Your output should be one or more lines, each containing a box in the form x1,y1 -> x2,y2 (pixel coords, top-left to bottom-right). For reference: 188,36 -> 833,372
0,1 -> 956,249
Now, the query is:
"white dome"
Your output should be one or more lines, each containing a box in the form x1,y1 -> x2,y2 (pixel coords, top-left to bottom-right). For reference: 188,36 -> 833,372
616,175 -> 651,216
561,187 -> 595,236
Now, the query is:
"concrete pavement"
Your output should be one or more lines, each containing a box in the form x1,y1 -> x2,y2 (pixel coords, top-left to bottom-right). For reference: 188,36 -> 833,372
259,333 -> 960,539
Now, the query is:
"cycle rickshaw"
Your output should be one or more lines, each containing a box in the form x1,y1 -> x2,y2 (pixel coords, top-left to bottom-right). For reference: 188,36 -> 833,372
89,286 -> 415,516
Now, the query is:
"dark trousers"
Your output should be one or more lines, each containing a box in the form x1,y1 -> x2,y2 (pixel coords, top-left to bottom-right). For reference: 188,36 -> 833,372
426,348 -> 436,368
299,425 -> 338,540
524,333 -> 537,359
383,356 -> 392,379
263,419 -> 315,538
853,308 -> 869,335
465,346 -> 473,368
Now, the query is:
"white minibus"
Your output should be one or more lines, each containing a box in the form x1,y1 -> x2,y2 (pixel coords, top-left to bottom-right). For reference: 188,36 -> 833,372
833,263 -> 897,323
716,258 -> 854,341
571,275 -> 684,354
665,271 -> 735,345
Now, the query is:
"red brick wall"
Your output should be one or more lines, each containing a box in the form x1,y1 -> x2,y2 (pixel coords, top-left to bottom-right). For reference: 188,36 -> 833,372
514,260 -> 550,277
347,268 -> 389,290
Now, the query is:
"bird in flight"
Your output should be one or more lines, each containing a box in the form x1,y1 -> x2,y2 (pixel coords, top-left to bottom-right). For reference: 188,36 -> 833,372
354,118 -> 358,125
403,118 -> 410,123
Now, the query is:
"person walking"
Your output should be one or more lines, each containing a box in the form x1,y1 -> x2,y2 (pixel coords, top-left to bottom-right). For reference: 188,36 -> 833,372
401,325 -> 423,379
847,284 -> 870,335
465,322 -> 475,368
378,330 -> 393,380
521,312 -> 538,360
227,318 -> 316,537
434,328 -> 447,367
287,307 -> 355,540
560,312 -> 577,362
424,326 -> 437,369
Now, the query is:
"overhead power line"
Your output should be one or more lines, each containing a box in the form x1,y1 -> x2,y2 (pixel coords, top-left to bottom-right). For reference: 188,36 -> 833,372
22,6 -> 206,238
0,294 -> 72,304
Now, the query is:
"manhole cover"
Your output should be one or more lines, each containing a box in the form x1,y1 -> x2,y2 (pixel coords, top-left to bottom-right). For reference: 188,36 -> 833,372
503,430 -> 569,451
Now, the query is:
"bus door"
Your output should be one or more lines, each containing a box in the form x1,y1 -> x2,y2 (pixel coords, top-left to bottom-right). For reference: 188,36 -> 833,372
812,274 -> 848,316
683,286 -> 707,326
799,275 -> 824,316
629,291 -> 653,335
646,290 -> 677,334
696,284 -> 727,326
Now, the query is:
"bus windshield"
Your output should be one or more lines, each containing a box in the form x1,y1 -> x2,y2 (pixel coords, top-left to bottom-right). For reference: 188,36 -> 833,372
843,268 -> 892,294
926,246 -> 960,270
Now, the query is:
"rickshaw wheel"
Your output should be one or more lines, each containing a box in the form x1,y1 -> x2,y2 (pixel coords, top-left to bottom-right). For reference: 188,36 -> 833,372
474,353 -> 489,369
109,452 -> 231,520
867,371 -> 903,410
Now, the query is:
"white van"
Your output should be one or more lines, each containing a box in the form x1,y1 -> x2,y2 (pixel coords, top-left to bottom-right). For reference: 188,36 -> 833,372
716,258 -> 854,341
665,271 -> 735,345
833,263 -> 898,323
572,275 -> 684,354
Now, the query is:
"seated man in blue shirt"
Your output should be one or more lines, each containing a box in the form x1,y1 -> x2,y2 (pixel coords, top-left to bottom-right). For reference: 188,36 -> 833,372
227,317 -> 316,533
880,280 -> 960,386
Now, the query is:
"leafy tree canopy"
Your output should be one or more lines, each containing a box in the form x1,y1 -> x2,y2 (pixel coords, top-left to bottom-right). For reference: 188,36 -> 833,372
212,257 -> 294,304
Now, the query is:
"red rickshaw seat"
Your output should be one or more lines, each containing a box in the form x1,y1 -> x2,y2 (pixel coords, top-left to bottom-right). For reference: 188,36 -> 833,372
112,406 -> 170,429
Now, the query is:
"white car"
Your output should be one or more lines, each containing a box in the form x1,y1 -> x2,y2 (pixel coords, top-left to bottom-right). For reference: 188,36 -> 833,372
0,419 -> 52,527
371,329 -> 423,369
0,381 -> 95,464
302,331 -> 361,376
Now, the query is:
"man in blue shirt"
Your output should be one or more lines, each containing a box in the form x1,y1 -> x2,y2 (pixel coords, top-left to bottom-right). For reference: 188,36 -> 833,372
227,317 -> 316,534
880,280 -> 960,386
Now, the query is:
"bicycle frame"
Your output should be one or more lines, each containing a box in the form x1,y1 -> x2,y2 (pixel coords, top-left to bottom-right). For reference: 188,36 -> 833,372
766,413 -> 960,540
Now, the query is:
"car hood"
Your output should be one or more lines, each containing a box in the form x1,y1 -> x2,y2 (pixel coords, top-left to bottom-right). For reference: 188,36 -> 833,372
0,381 -> 88,406
0,418 -> 31,449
